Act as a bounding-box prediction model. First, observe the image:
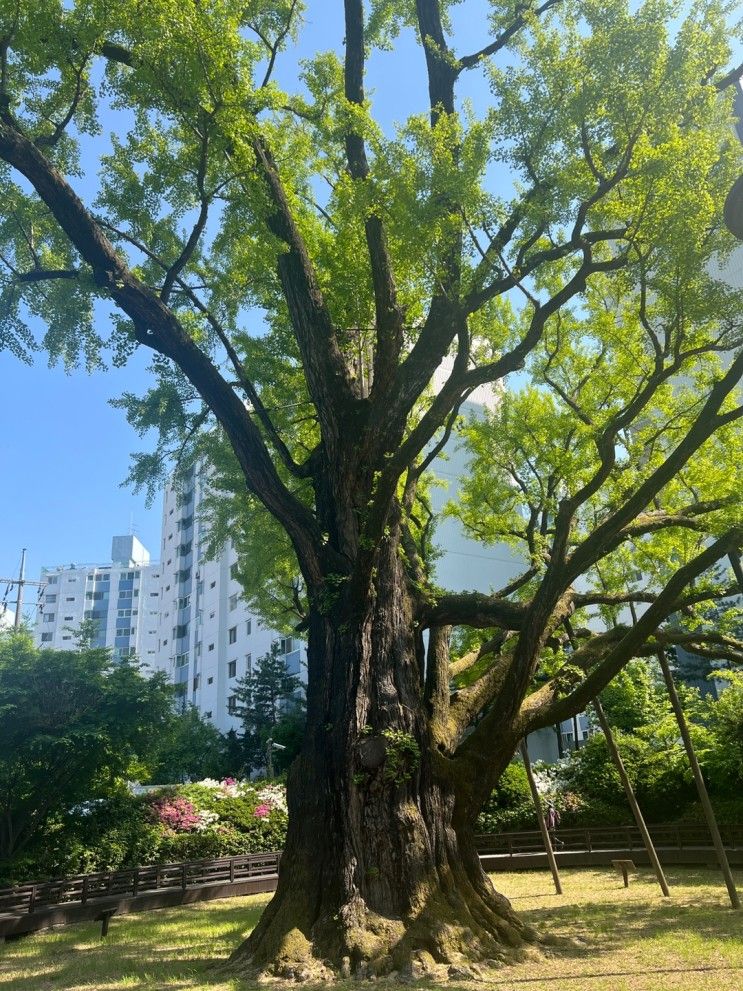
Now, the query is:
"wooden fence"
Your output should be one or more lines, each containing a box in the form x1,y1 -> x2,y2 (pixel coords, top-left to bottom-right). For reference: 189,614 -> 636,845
3,823 -> 742,925
475,822 -> 743,858
0,851 -> 281,917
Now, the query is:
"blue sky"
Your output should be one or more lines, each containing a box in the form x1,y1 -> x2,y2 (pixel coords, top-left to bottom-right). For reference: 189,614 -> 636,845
0,1 -> 740,605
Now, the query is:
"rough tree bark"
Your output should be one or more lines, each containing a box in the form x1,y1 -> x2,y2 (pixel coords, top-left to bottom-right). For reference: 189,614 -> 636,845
231,531 -> 531,980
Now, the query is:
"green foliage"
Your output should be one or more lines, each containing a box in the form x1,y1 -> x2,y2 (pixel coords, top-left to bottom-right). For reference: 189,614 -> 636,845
597,660 -> 670,733
477,761 -> 536,833
0,629 -> 175,873
479,663 -> 743,831
233,644 -> 305,775
2,780 -> 289,885
381,729 -> 421,784
148,706 -> 231,784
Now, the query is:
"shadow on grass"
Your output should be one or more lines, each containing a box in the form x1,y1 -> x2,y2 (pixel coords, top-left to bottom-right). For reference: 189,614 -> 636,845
0,898 -> 269,991
507,867 -> 743,968
2,870 -> 742,990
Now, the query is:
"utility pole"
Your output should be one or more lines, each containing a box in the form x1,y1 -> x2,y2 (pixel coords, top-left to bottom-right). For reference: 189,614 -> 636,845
1,549 -> 46,629
15,548 -> 25,629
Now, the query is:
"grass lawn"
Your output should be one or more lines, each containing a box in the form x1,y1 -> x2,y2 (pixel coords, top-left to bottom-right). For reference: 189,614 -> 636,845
1,867 -> 742,990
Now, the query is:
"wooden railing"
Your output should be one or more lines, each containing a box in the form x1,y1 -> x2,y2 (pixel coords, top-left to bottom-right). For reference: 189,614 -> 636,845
0,851 -> 281,916
475,823 -> 743,857
3,823 -> 743,919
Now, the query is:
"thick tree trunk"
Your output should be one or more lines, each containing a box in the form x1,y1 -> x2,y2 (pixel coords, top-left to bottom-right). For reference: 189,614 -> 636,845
228,540 -> 534,980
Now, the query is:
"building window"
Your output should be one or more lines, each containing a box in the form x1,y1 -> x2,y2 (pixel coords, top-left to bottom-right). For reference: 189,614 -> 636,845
210,580 -> 216,589
228,660 -> 237,678
207,676 -> 213,685
193,675 -> 200,691
44,613 -> 55,623
229,593 -> 238,611
246,619 -> 252,635
204,710 -> 212,719
227,696 -> 237,715
228,626 -> 237,644
45,594 -> 57,604
46,575 -> 58,584
229,563 -> 238,580
41,632 -> 53,642
208,643 -> 214,652
62,635 -> 71,641
64,615 -> 73,621
66,596 -> 75,602
245,652 -> 252,675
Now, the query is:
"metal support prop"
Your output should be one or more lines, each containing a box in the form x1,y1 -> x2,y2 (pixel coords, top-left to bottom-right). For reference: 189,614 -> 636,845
593,696 -> 670,897
520,739 -> 563,894
657,650 -> 740,910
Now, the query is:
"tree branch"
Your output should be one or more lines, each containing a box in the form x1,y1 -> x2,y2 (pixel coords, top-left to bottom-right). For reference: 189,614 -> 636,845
522,528 -> 743,729
421,591 -> 527,631
565,351 -> 743,583
0,112 -> 325,583
455,0 -> 563,74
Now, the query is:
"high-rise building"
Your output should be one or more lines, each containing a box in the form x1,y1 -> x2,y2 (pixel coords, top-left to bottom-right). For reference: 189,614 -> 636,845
151,466 -> 302,732
35,535 -> 161,664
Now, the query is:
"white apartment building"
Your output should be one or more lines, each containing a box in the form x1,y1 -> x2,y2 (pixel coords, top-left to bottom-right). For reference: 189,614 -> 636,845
35,535 -> 161,664
152,466 -> 302,732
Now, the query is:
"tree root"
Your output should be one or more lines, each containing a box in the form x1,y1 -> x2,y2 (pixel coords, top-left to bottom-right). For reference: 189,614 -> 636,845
226,878 -> 543,982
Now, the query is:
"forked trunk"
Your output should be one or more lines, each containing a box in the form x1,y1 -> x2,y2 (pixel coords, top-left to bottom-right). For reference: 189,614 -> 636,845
229,541 -> 534,980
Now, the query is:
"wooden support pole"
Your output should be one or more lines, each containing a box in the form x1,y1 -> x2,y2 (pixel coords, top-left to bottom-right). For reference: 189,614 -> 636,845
593,696 -> 670,897
729,551 -> 743,597
657,650 -> 740,910
520,739 -> 563,895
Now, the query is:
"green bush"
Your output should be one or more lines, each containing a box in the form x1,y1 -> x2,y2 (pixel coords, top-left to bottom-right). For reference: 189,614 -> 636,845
4,780 -> 289,884
478,763 -> 537,833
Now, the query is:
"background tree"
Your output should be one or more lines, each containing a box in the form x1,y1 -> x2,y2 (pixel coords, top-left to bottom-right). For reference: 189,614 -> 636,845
149,705 -> 230,784
234,644 -> 305,775
0,629 -> 174,874
0,0 -> 742,976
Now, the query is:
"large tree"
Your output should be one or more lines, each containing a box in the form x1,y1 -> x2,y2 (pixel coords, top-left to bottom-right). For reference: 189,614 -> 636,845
1,0 -> 742,977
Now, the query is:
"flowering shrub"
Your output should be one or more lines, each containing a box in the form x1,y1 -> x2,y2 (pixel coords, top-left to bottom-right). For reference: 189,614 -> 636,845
150,796 -> 203,832
256,783 -> 288,814
10,779 -> 289,880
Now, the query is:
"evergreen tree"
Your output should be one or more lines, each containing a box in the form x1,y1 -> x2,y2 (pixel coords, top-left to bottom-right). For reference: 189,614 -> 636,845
234,644 -> 305,775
